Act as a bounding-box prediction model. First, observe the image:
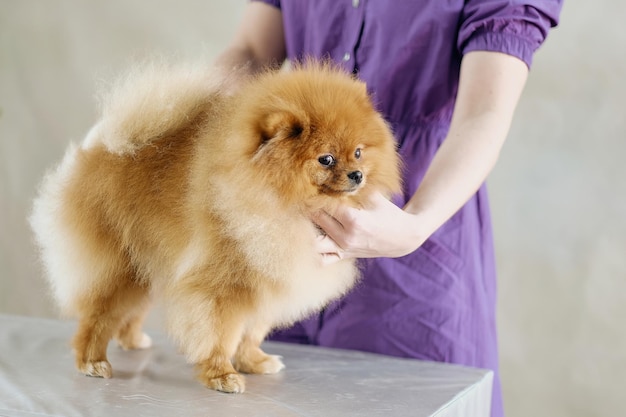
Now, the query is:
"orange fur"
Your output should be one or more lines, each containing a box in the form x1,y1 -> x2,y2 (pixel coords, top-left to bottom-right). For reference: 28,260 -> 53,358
30,60 -> 401,393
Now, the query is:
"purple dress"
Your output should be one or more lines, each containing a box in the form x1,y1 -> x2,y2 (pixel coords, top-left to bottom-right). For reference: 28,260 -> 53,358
256,1 -> 563,416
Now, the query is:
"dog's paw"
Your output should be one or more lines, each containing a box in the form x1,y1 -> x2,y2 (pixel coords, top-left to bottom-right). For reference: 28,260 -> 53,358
79,360 -> 113,378
234,354 -> 285,375
136,332 -> 153,349
251,354 -> 285,375
118,332 -> 152,350
262,354 -> 286,374
204,373 -> 246,394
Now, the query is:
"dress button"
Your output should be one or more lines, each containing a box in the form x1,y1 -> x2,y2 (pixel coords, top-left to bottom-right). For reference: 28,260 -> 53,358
343,52 -> 351,62
352,0 -> 359,8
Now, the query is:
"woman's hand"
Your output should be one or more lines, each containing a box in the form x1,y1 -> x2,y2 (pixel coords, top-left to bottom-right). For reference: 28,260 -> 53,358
313,192 -> 423,265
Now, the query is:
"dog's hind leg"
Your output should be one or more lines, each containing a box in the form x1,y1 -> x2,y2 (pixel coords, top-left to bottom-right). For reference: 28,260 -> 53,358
114,290 -> 153,351
72,271 -> 148,379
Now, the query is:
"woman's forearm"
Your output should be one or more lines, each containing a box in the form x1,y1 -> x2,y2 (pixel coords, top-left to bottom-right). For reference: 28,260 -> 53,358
404,51 -> 529,238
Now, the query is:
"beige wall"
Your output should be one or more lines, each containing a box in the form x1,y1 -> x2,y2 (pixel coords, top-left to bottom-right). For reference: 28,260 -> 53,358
1,2 -> 623,417
492,3 -> 626,416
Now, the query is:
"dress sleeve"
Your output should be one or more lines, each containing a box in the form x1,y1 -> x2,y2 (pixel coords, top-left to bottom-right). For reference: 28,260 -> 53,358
458,1 -> 563,68
251,0 -> 281,8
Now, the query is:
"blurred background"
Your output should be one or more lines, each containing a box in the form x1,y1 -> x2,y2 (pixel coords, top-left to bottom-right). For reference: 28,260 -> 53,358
1,2 -> 624,417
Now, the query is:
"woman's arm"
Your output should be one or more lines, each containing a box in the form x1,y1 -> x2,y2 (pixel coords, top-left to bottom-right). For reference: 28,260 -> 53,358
315,50 -> 529,263
214,2 -> 286,75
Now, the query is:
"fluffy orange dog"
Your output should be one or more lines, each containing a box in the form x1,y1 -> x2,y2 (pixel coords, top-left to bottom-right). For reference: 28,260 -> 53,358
30,61 -> 401,393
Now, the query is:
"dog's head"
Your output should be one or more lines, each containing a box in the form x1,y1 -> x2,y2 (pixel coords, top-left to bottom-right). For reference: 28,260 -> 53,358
236,62 -> 402,209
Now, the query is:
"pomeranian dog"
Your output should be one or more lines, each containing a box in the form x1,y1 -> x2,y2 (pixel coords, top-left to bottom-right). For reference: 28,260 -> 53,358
29,60 -> 401,393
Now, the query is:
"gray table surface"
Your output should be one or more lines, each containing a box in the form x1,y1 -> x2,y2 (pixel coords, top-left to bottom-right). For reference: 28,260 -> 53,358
0,314 -> 492,417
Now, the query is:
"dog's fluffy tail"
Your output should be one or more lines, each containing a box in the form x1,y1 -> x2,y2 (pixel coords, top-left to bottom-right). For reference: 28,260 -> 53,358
85,59 -> 222,154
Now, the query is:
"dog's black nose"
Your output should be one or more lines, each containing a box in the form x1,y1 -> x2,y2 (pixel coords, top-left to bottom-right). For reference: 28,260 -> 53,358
347,170 -> 363,185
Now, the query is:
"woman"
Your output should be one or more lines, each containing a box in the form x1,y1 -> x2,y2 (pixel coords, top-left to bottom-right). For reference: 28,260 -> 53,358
216,2 -> 563,416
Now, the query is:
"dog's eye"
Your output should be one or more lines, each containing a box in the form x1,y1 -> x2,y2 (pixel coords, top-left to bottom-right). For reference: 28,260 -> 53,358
355,148 -> 362,159
318,154 -> 335,167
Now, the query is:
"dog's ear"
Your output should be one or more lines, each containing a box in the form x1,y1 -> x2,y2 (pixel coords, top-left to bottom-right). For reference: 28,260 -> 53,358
259,112 -> 305,144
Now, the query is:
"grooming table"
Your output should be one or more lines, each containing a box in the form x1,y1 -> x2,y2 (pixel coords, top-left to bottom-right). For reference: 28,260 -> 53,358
0,314 -> 492,416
